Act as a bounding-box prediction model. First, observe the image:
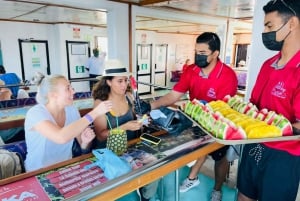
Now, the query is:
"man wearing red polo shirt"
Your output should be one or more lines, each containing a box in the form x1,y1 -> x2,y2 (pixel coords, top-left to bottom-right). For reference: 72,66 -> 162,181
237,1 -> 300,201
140,32 -> 238,201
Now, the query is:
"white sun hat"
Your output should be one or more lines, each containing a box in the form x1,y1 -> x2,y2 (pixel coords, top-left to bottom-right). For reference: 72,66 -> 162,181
98,59 -> 131,79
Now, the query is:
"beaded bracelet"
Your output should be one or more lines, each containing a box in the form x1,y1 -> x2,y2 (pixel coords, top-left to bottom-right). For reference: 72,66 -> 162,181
84,114 -> 93,124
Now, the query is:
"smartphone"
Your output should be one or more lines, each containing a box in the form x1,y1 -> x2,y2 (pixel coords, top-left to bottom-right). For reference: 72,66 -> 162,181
140,133 -> 161,145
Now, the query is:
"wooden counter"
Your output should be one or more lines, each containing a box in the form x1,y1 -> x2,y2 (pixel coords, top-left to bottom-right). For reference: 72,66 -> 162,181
88,142 -> 223,201
0,130 -> 223,201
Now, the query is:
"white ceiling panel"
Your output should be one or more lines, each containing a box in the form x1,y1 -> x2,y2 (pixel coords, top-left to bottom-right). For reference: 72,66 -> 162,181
16,6 -> 107,25
147,0 -> 255,19
0,1 -> 43,19
0,0 -> 253,34
0,0 -> 107,26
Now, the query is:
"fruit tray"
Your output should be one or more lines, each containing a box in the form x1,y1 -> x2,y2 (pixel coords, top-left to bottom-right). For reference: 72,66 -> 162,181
178,109 -> 300,145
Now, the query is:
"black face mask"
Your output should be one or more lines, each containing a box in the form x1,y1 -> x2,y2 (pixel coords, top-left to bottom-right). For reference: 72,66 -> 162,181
262,21 -> 290,51
195,54 -> 210,68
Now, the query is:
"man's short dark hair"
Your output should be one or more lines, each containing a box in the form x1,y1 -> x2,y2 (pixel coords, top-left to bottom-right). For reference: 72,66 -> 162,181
263,0 -> 300,21
0,65 -> 6,74
93,48 -> 99,53
196,32 -> 221,52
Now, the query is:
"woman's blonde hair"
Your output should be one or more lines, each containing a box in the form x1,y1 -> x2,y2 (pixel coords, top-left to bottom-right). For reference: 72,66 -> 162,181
35,74 -> 66,104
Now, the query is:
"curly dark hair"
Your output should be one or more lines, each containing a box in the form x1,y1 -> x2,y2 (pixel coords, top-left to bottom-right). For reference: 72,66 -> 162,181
92,76 -> 133,101
92,76 -> 114,101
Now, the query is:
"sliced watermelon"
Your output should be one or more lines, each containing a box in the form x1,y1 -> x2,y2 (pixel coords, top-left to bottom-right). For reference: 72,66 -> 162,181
212,111 -> 224,121
264,111 -> 276,125
216,121 -> 230,139
191,105 -> 201,119
271,114 -> 284,126
191,98 -> 201,106
246,109 -> 259,118
206,114 -> 216,133
222,95 -> 232,103
202,111 -> 212,129
211,120 -> 221,137
236,102 -> 247,113
194,106 -> 204,122
240,102 -> 254,114
201,104 -> 212,112
232,100 -> 243,111
256,108 -> 268,121
227,96 -> 242,107
198,110 -> 209,127
275,117 -> 293,136
185,101 -> 194,115
225,126 -> 247,140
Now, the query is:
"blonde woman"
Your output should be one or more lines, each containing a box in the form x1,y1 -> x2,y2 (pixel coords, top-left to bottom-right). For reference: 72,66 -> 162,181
24,74 -> 112,171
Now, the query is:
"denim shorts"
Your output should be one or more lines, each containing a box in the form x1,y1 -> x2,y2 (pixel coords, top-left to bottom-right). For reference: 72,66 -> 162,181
210,145 -> 229,161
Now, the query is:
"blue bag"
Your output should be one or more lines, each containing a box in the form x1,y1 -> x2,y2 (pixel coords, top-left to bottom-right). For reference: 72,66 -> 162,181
85,148 -> 132,180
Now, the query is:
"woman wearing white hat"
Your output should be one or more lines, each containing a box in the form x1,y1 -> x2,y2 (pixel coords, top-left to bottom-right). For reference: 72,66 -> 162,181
92,59 -> 143,148
92,59 -> 157,201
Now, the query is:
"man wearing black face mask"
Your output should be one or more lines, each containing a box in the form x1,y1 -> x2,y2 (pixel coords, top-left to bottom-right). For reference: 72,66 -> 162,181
237,1 -> 300,201
139,32 -> 238,201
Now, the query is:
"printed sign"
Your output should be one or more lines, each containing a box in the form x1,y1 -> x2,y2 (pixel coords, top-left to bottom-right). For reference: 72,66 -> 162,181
0,158 -> 107,201
0,177 -> 50,201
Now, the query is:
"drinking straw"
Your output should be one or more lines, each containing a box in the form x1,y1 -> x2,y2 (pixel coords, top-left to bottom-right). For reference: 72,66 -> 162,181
106,112 -> 119,130
130,76 -> 142,114
106,115 -> 113,130
116,115 -> 119,129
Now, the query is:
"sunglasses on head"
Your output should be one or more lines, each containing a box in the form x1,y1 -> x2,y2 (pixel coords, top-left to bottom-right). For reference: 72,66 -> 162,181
272,0 -> 297,16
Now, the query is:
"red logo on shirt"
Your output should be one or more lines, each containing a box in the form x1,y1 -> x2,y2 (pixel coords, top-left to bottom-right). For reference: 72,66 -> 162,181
207,88 -> 216,99
271,81 -> 286,99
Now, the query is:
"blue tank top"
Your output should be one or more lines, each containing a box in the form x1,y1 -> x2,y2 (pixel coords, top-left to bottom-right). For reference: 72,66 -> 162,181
94,96 -> 139,148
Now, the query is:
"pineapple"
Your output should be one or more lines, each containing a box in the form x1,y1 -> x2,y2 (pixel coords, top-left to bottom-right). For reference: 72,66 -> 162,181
106,128 -> 127,155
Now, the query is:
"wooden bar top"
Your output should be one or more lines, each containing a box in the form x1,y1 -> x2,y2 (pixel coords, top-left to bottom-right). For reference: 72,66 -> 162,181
0,130 -> 224,201
88,142 -> 223,201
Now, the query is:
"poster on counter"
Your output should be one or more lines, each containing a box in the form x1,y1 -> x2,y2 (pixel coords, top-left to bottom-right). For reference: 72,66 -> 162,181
0,150 -> 157,201
0,158 -> 106,201
0,176 -> 51,201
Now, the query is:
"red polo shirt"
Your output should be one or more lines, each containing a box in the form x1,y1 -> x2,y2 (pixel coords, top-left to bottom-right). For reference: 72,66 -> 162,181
173,60 -> 238,102
250,50 -> 300,156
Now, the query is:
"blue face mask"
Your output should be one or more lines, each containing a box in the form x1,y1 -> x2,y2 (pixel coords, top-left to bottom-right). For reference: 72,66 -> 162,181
195,54 -> 209,68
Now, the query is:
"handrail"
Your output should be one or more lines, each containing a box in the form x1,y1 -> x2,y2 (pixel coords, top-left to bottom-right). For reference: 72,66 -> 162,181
0,108 -> 92,130
0,78 -> 99,88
